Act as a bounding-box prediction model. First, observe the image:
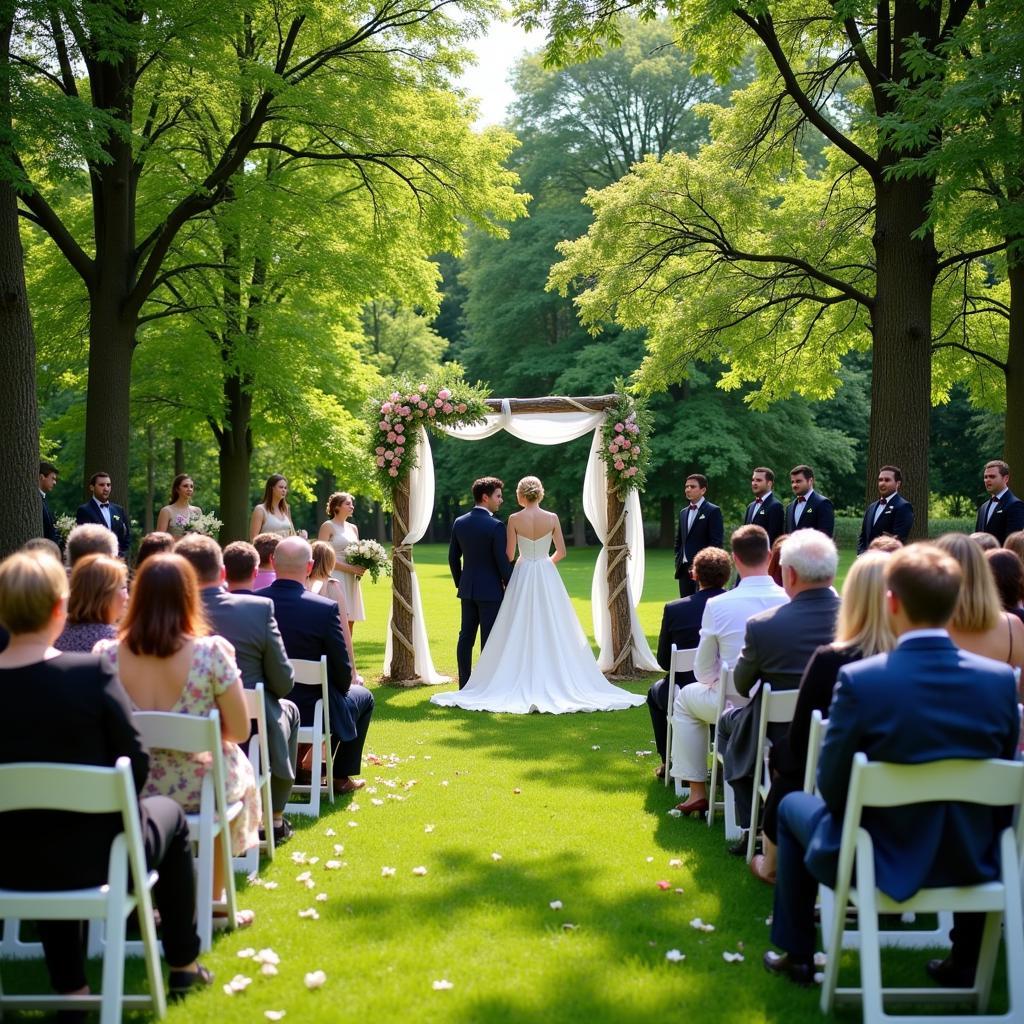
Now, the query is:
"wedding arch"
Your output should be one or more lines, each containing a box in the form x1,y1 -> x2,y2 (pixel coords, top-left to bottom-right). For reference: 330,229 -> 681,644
367,374 -> 660,684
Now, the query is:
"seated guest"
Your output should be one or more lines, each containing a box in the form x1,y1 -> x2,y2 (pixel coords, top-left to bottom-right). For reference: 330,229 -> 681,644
224,540 -> 260,593
969,531 -> 1000,551
1005,530 -> 1024,563
0,551 -> 211,1002
670,527 -> 787,812
176,534 -> 299,844
767,534 -> 788,588
764,544 -> 1020,987
867,535 -> 902,553
135,531 -> 175,568
718,530 -> 840,851
934,532 -> 1024,673
258,537 -> 374,794
66,523 -> 117,567
986,548 -> 1024,624
23,537 -> 62,560
252,533 -> 280,591
55,554 -> 128,652
751,551 -> 895,883
646,547 -> 731,779
308,541 -> 360,683
95,554 -> 260,925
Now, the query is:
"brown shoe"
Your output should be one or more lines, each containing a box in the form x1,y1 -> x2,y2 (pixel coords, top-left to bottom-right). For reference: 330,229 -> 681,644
334,776 -> 366,794
654,763 -> 666,780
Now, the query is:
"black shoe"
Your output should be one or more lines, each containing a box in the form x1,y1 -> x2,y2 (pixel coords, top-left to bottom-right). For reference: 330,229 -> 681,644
925,957 -> 974,988
168,963 -> 213,1002
728,832 -> 752,856
763,950 -> 814,986
273,817 -> 294,843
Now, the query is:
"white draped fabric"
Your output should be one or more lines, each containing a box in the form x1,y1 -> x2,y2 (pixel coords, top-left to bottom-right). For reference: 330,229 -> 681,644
383,400 -> 660,681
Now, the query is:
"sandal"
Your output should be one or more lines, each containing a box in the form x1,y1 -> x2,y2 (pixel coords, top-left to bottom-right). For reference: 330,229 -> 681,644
168,962 -> 213,1001
212,908 -> 256,930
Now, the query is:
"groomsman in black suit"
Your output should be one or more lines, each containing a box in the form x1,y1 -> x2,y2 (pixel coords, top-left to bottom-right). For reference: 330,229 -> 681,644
75,471 -> 131,558
38,461 -> 61,549
674,474 -> 724,598
744,467 -> 785,546
857,465 -> 914,553
975,460 -> 1024,544
785,465 -> 834,539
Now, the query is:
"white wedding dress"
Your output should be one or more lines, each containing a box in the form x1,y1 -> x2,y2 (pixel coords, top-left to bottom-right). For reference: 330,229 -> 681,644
430,532 -> 646,714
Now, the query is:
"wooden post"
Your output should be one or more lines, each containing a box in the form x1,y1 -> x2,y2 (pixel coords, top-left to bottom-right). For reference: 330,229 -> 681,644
387,479 -> 418,683
606,483 -> 637,680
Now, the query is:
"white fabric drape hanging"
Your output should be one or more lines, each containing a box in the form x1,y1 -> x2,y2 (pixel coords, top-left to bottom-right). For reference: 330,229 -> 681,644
383,401 -> 659,681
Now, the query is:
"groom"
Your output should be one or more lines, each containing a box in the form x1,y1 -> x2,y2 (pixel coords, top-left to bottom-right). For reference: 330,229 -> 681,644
449,476 -> 514,689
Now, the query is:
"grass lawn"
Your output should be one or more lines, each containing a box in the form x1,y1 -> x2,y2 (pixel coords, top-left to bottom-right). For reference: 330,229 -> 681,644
9,545 -> 994,1022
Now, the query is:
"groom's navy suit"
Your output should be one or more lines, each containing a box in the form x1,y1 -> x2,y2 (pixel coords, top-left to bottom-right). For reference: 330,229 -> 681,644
75,496 -> 131,557
975,488 -> 1024,544
449,506 -> 513,688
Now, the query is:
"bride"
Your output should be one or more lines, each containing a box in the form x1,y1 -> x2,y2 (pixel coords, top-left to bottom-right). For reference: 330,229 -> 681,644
431,476 -> 645,714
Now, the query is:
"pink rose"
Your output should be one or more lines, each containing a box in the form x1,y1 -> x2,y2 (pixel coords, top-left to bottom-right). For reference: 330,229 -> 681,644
394,423 -> 404,434
418,400 -> 428,409
395,446 -> 404,455
609,442 -> 619,453
389,467 -> 398,477
457,403 -> 467,413
400,406 -> 411,417
387,431 -> 397,442
614,460 -> 625,471
614,422 -> 624,432
379,420 -> 390,430
442,403 -> 453,414
375,446 -> 385,455
622,438 -> 631,449
427,407 -> 436,417
381,402 -> 393,414
438,389 -> 451,401
434,398 -> 443,408
376,457 -> 386,467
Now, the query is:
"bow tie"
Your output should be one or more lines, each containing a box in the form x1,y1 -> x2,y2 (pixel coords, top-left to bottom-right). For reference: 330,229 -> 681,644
99,502 -> 110,508
688,504 -> 699,511
796,496 -> 806,504
878,497 -> 887,507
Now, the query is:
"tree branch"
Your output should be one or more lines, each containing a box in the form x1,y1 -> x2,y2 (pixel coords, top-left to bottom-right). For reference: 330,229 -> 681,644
935,241 -> 1007,272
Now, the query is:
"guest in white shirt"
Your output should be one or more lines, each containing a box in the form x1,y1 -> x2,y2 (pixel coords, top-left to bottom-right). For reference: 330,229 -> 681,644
670,525 -> 788,815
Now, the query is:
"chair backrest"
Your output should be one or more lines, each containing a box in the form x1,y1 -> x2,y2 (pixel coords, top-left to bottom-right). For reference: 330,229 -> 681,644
290,655 -> 328,689
670,646 -> 697,676
803,709 -> 828,793
0,758 -> 134,816
133,709 -> 221,755
715,664 -> 732,717
763,685 -> 800,724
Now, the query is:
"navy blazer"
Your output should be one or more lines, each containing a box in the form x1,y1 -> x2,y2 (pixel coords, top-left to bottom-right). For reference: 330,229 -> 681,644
257,579 -> 355,741
785,490 -> 835,538
449,507 -> 513,602
975,489 -> 1024,544
41,492 -> 61,547
76,498 -> 131,556
744,492 -> 785,545
656,587 -> 726,681
857,492 -> 914,553
807,636 -> 1019,902
674,500 -> 724,578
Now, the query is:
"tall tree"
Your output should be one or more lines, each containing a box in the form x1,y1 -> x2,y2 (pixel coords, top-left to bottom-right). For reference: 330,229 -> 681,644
521,1 -> 998,533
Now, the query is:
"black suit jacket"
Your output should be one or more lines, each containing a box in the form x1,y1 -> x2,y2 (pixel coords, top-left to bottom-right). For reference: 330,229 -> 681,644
857,491 -> 913,553
656,587 -> 726,681
41,491 -> 61,547
449,507 -> 513,602
975,489 -> 1024,544
674,500 -> 724,578
76,498 -> 131,557
785,490 -> 835,538
743,492 -> 785,545
257,579 -> 355,740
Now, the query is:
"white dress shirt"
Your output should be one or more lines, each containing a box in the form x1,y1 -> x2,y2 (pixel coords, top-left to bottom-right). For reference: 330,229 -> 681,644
792,487 -> 815,525
986,488 -> 1009,524
93,497 -> 112,529
685,496 -> 705,535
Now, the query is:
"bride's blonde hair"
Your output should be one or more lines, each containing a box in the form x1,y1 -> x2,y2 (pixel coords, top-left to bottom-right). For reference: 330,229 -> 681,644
517,476 -> 544,502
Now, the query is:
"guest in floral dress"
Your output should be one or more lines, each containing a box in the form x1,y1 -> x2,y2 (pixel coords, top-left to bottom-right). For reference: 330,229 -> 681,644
55,554 -> 128,653
94,553 -> 259,922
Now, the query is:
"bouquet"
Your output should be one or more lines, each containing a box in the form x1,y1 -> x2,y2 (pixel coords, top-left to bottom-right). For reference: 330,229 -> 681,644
55,514 -> 77,541
174,509 -> 223,536
343,538 -> 391,584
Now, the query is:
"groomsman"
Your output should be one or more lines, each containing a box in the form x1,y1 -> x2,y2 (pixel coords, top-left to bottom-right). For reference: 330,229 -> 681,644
744,467 -> 785,546
785,465 -> 834,539
674,474 -> 724,598
975,460 -> 1024,544
75,471 -> 131,558
857,465 -> 914,553
38,461 -> 61,549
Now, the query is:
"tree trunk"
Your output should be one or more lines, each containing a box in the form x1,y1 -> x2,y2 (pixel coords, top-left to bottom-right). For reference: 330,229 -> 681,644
144,425 -> 155,534
659,496 -> 675,548
216,370 -> 254,544
866,177 -> 936,539
1004,255 -> 1024,474
572,501 -> 587,547
605,486 -> 636,679
387,483 -> 418,682
0,13 -> 39,557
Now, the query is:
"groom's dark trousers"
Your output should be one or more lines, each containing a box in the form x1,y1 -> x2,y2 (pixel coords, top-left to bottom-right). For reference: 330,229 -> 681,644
450,506 -> 513,689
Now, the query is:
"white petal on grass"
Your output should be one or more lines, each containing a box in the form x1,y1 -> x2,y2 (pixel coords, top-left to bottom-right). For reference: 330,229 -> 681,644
665,949 -> 686,963
348,803 -> 360,812
316,892 -> 329,902
411,866 -> 428,876
440,780 -> 449,787
237,948 -> 256,958
491,852 -> 502,861
689,918 -> 715,932
290,851 -> 308,864
307,856 -> 319,864
645,856 -> 654,863
324,828 -> 336,836
298,908 -> 320,920
591,745 -> 601,750
424,824 -> 435,833
333,844 -> 344,854
668,858 -> 683,868
295,871 -> 312,883
347,821 -> 359,828
432,979 -> 454,991
253,949 -> 280,965
262,881 -> 278,890
667,808 -> 682,818
264,1012 -> 286,1021
549,900 -> 563,910
371,798 -> 384,806
722,951 -> 745,963
304,970 -> 327,990
225,974 -> 252,993
381,866 -> 396,877
325,860 -> 342,870
260,963 -> 278,977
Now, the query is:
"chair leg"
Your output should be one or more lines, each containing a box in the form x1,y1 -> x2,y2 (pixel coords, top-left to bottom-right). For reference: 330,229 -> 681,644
706,753 -> 720,828
722,780 -> 741,841
996,829 -> 1024,1017
854,833 -> 887,1024
99,897 -> 127,1024
308,722 -> 322,818
195,821 -> 213,953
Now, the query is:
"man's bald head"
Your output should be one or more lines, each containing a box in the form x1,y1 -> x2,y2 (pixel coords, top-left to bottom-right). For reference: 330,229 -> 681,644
272,536 -> 312,580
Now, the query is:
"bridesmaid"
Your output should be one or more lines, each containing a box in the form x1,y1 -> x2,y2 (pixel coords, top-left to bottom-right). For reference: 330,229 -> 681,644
317,491 -> 366,635
250,474 -> 298,541
156,474 -> 201,537
307,541 -> 361,682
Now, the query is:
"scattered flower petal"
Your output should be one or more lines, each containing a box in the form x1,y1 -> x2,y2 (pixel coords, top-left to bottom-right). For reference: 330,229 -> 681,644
491,852 -> 502,861
316,892 -> 329,902
347,821 -> 359,827
689,918 -> 715,932
304,970 -> 327,990
307,856 -> 319,864
668,858 -> 683,868
298,908 -> 320,920
295,871 -> 311,883
412,866 -> 428,876
549,900 -> 563,910
513,788 -> 521,794
813,971 -> 825,985
765,916 -> 773,926
325,860 -> 342,870
371,798 -> 384,806
324,828 -> 336,837
665,949 -> 686,963
237,948 -> 256,959
424,824 -> 435,833
432,979 -> 454,991
381,866 -> 396,877
348,803 -> 360,812
265,1012 -> 286,1021
674,888 -> 685,895
722,951 -> 745,963
263,881 -> 278,890
636,750 -> 653,757
333,844 -> 344,854
667,808 -> 682,818
645,856 -> 654,863
260,963 -> 278,977
591,745 -> 601,750
561,922 -> 578,931
253,949 -> 280,965
225,974 -> 252,993
290,851 -> 308,864
814,952 -> 827,967
440,780 -> 449,787
656,880 -> 671,890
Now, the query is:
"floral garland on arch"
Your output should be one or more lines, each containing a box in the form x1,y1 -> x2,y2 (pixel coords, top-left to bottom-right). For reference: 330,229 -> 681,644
600,384 -> 652,498
367,368 -> 491,496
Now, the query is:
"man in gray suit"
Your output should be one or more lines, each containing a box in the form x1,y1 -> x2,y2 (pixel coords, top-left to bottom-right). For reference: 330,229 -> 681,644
176,535 -> 299,845
718,530 -> 840,851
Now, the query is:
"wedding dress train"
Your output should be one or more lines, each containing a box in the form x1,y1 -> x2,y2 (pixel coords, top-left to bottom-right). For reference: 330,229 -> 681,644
430,532 -> 645,714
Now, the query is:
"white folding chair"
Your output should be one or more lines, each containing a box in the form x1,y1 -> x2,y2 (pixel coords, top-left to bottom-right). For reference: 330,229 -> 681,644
747,683 -> 800,862
664,645 -> 698,789
803,708 -> 828,794
285,656 -> 334,818
130,709 -> 242,953
235,683 -> 274,874
705,664 -> 742,840
0,759 -> 166,1023
820,755 -> 1024,1023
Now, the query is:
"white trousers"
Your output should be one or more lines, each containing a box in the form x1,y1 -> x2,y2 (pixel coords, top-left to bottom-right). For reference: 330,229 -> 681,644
670,682 -> 726,783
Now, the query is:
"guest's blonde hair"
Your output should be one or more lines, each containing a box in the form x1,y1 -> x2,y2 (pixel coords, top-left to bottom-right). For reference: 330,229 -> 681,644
935,533 -> 1001,632
835,552 -> 895,656
517,476 -> 544,502
0,551 -> 68,634
309,541 -> 337,582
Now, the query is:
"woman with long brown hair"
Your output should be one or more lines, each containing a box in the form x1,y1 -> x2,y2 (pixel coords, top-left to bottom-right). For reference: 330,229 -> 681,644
156,474 -> 202,537
249,474 -> 299,541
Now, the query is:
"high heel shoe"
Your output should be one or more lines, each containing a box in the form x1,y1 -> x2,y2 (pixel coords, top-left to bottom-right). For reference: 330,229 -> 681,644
674,796 -> 709,817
